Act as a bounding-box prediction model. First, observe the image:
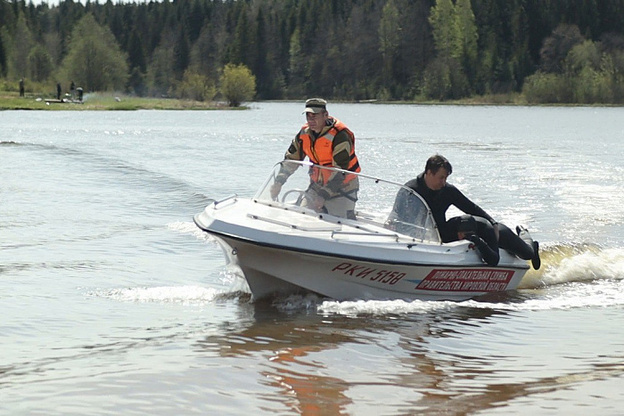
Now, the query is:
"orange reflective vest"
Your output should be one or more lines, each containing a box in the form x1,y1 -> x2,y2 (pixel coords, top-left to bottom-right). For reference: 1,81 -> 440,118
298,118 -> 360,185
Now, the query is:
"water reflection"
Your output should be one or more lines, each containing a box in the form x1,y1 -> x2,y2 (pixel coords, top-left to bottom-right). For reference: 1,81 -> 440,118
197,299 -> 509,414
194,293 -> 624,413
263,358 -> 352,414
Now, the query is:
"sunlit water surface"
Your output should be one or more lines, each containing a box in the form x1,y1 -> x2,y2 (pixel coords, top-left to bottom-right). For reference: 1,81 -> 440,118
2,103 -> 624,415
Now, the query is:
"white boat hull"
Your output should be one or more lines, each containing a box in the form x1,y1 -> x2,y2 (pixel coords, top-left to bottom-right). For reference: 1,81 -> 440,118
209,232 -> 527,301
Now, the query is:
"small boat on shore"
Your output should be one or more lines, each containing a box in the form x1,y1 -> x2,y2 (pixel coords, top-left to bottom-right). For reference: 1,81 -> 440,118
194,160 -> 529,301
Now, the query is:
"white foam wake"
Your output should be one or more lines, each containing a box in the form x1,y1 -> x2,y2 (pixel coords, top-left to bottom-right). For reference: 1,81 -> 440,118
167,221 -> 213,242
540,247 -> 624,286
94,286 -> 221,304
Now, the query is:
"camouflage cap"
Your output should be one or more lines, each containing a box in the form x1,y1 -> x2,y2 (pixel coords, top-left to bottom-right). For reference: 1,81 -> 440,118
303,98 -> 327,114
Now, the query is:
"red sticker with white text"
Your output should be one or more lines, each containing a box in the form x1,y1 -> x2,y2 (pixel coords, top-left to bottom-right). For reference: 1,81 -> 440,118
416,269 -> 514,292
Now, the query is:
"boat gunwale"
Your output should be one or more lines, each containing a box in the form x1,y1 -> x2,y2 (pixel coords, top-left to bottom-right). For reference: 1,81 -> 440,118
194,214 -> 529,271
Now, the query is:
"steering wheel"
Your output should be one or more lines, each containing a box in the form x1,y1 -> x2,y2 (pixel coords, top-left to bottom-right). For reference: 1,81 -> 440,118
281,189 -> 306,206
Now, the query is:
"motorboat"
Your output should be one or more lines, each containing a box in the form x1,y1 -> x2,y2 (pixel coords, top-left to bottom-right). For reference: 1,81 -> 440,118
193,160 -> 529,301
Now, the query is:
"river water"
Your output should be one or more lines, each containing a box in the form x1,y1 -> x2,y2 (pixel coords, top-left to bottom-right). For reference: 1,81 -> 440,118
2,103 -> 624,415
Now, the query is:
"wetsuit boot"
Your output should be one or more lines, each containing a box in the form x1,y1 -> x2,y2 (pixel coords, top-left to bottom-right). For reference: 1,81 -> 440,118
516,226 -> 541,270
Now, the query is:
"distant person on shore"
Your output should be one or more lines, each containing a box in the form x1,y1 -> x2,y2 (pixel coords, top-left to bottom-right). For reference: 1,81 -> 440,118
269,98 -> 361,219
19,78 -> 24,97
56,82 -> 61,100
391,154 -> 541,268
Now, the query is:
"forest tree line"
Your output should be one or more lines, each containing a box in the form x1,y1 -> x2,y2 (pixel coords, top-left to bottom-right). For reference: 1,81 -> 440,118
1,0 -> 624,104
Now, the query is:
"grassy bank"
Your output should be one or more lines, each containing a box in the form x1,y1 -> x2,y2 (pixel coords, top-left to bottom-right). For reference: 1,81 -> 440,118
4,90 -> 615,110
0,91 -> 238,110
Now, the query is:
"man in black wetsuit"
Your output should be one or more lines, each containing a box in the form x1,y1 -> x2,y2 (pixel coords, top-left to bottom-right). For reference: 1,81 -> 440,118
394,154 -> 541,269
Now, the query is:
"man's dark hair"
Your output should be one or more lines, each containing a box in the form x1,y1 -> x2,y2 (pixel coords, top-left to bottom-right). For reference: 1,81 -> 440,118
425,154 -> 452,175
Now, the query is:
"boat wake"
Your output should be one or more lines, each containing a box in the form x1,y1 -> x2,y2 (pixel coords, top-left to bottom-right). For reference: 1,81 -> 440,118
90,286 -> 223,305
518,243 -> 624,288
168,220 -> 213,242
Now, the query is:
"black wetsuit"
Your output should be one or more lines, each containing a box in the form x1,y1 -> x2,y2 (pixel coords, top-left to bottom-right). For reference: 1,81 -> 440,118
403,173 -> 495,242
401,173 -> 537,264
462,215 -> 500,266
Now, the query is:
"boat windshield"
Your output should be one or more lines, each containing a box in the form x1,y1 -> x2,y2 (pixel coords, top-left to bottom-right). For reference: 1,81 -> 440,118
254,160 -> 441,243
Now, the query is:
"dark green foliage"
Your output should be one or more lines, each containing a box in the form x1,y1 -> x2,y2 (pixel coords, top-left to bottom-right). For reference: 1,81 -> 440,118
58,13 -> 129,91
1,0 -> 624,103
539,24 -> 584,73
0,32 -> 6,77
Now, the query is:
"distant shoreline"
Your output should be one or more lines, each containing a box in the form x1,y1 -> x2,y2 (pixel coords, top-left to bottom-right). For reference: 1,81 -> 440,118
0,92 -> 241,111
2,92 -> 621,110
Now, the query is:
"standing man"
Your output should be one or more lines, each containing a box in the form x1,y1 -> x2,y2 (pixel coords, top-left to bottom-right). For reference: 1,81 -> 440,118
270,98 -> 361,219
393,154 -> 541,269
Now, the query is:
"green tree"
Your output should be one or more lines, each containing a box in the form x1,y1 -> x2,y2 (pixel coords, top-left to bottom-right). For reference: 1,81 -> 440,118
187,0 -> 205,43
43,31 -> 63,67
127,30 -> 146,73
565,40 -> 601,74
220,63 -> 256,107
58,14 -> 128,91
175,69 -> 216,102
191,21 -> 223,83
287,27 -> 305,96
398,0 -> 434,99
342,2 -> 381,100
508,4 -> 534,92
174,26 -> 190,79
426,0 -> 473,99
429,0 -> 455,58
146,29 -> 176,96
227,3 -> 250,66
252,8 -> 272,99
566,40 -> 613,103
522,71 -> 571,103
422,55 -> 469,100
126,30 -> 147,95
27,44 -> 53,82
454,0 -> 478,70
378,0 -> 401,88
0,30 -> 7,77
8,13 -> 34,79
540,24 -> 584,73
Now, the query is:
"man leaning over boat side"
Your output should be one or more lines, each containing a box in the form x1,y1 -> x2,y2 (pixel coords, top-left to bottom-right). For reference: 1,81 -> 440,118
395,154 -> 541,269
269,98 -> 361,220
